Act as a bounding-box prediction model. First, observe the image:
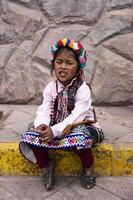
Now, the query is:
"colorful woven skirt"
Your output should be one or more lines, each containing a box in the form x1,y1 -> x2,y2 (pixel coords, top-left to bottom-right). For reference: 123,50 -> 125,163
20,131 -> 93,149
20,124 -> 104,149
20,124 -> 95,150
19,124 -> 104,163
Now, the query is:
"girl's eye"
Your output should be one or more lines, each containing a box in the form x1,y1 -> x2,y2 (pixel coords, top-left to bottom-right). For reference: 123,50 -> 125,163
67,62 -> 74,65
66,61 -> 77,65
55,60 -> 76,65
55,60 -> 62,64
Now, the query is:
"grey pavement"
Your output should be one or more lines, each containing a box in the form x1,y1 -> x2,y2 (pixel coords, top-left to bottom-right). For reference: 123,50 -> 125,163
0,176 -> 133,200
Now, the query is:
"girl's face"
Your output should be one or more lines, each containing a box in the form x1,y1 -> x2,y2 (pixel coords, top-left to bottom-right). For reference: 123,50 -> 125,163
54,49 -> 79,87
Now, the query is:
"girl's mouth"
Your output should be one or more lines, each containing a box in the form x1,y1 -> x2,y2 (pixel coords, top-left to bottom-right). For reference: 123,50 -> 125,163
59,71 -> 67,77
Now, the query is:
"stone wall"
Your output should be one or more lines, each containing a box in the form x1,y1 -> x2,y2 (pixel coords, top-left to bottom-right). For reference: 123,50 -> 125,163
0,0 -> 133,105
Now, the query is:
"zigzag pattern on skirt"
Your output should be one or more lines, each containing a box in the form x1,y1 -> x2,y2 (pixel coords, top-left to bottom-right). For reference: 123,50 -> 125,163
21,131 -> 93,149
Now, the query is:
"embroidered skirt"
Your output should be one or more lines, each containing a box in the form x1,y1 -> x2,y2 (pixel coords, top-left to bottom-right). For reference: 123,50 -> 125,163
19,123 -> 104,164
19,124 -> 104,150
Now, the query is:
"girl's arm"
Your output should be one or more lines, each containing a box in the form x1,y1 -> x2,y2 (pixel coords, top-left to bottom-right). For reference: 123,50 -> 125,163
34,83 -> 52,129
51,83 -> 92,137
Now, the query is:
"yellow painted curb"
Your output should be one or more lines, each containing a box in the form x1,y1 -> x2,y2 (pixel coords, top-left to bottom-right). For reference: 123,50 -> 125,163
0,143 -> 133,176
112,144 -> 133,176
0,143 -> 40,176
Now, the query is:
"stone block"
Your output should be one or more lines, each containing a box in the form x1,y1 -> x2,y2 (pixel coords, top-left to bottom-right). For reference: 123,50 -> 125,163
91,47 -> 133,105
39,0 -> 105,23
91,9 -> 132,45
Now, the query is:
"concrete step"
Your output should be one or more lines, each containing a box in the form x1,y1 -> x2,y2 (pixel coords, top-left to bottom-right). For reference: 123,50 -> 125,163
1,176 -> 133,200
0,105 -> 133,176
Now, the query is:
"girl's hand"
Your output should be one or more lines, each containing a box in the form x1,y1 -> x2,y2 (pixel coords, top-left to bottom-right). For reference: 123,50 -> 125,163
35,124 -> 54,143
35,124 -> 47,133
40,126 -> 54,143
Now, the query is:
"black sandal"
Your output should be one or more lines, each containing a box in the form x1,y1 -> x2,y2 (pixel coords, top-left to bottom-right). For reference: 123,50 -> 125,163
81,174 -> 96,189
42,160 -> 55,190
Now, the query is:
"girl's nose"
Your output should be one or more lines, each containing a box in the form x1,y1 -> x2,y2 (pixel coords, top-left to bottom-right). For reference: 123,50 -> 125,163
61,62 -> 66,69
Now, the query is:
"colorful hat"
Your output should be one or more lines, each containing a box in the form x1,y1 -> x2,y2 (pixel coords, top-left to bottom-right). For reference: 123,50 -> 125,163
50,38 -> 87,68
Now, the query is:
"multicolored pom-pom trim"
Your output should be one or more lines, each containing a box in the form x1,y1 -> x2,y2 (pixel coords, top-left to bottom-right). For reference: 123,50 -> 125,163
50,38 -> 87,68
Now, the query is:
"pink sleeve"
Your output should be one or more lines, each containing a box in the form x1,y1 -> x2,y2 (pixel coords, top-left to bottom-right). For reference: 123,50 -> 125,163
34,83 -> 53,128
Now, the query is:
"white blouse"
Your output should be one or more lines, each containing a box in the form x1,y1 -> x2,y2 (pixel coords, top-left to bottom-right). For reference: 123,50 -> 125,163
34,80 -> 101,137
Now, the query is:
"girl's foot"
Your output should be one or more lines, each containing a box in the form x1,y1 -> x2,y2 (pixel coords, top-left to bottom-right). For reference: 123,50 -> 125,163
81,174 -> 96,189
42,160 -> 55,190
81,166 -> 96,189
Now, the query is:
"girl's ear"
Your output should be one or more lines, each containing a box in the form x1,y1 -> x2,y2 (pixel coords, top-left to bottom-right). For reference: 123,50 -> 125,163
79,69 -> 84,79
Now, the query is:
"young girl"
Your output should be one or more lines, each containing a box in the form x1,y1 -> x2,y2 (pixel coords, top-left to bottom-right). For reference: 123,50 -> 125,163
19,38 -> 104,190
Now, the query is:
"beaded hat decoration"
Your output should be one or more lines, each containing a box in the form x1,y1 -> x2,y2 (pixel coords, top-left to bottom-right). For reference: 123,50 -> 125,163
50,38 -> 87,68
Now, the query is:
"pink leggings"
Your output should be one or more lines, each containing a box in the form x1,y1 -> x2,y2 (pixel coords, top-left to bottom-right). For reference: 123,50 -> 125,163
32,146 -> 94,169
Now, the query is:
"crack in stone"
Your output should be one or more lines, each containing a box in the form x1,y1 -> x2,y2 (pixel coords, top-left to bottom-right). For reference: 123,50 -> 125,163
103,45 -> 133,62
0,0 -> 9,22
32,27 -> 50,54
0,110 -> 13,126
41,178 -> 75,200
96,184 -> 130,200
93,28 -> 132,46
37,0 -> 55,24
110,3 -> 133,11
55,18 -> 97,27
33,57 -> 50,70
0,184 -> 20,200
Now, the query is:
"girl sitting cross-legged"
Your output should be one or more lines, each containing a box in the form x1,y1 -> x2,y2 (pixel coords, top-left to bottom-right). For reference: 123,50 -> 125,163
19,38 -> 104,190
